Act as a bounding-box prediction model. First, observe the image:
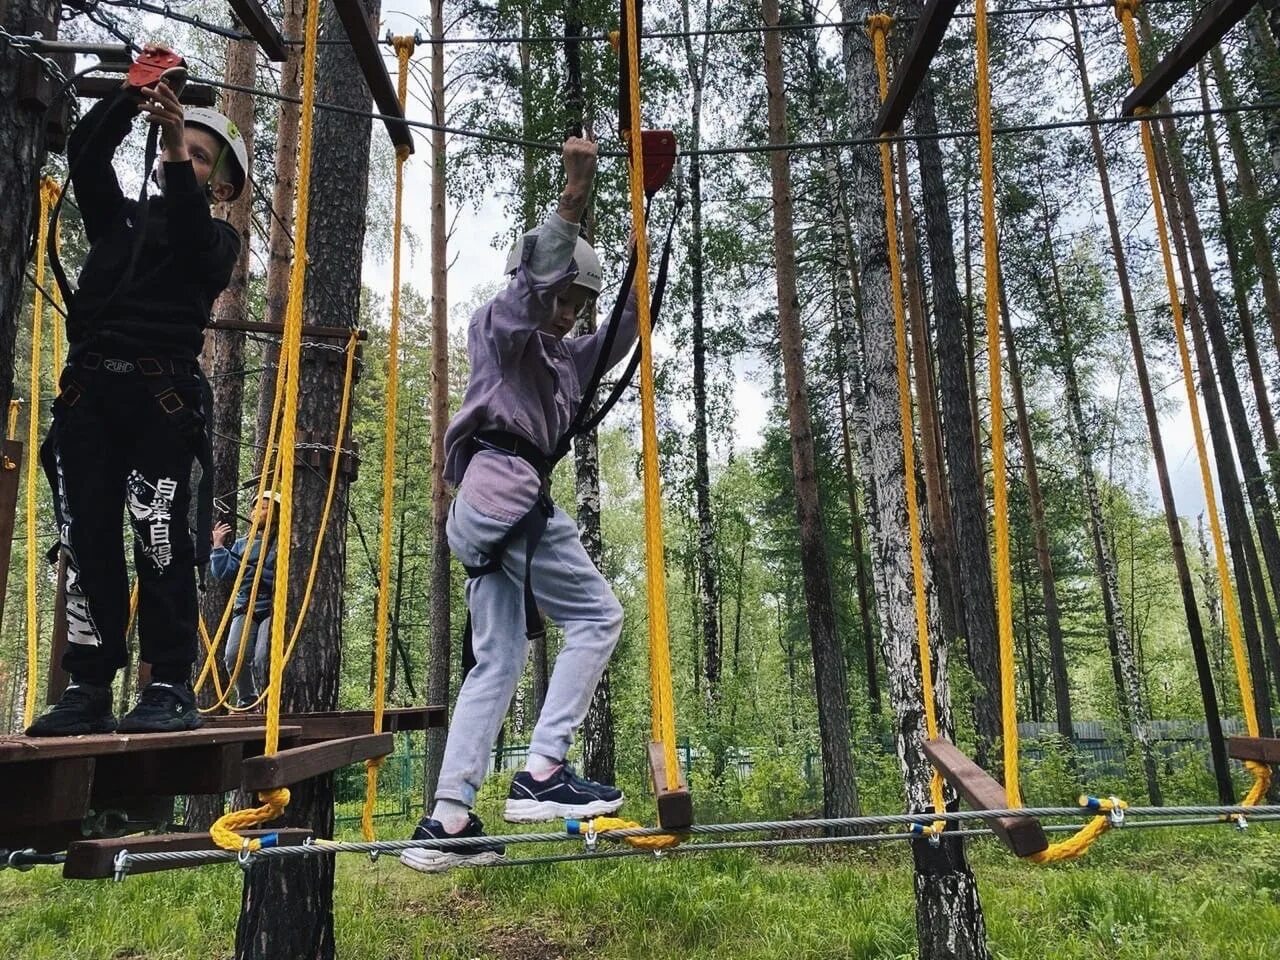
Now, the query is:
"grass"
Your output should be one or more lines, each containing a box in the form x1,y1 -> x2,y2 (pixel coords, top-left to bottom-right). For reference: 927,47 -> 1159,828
0,816 -> 1276,959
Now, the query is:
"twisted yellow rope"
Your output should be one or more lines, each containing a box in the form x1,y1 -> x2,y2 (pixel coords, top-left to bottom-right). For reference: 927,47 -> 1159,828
211,0 -> 323,848
588,816 -> 683,850
1115,0 -> 1269,807
362,35 -> 415,842
867,14 -> 946,826
621,0 -> 680,790
23,178 -> 57,728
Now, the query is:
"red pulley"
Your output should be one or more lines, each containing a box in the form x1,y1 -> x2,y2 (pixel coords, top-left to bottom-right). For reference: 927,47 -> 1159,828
640,129 -> 677,197
127,49 -> 188,96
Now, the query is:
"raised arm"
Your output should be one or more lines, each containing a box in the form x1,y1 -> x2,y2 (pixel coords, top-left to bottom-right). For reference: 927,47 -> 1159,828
68,93 -> 138,243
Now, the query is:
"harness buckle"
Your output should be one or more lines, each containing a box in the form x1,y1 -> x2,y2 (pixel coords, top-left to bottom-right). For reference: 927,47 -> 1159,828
137,357 -> 164,376
156,390 -> 185,415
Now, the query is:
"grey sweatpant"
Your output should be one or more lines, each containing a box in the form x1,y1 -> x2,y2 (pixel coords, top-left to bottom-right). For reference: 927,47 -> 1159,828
435,492 -> 623,807
224,613 -> 270,705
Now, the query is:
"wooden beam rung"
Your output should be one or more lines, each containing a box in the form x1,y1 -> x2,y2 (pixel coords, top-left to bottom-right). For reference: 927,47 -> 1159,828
240,733 -> 394,790
205,705 -> 445,740
1228,736 -> 1280,765
647,741 -> 693,830
872,0 -> 962,136
921,738 -> 1048,857
1121,0 -> 1257,115
226,0 -> 289,62
0,725 -> 299,764
73,76 -> 218,107
330,0 -> 414,152
63,829 -> 311,879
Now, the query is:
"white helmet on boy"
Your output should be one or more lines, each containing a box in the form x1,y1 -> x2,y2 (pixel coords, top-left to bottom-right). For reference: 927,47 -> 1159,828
184,107 -> 249,200
505,235 -> 603,296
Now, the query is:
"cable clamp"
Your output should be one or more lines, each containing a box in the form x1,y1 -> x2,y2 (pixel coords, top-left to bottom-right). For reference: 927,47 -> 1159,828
1107,797 -> 1125,828
584,820 -> 598,852
1234,813 -> 1248,832
9,849 -> 36,872
112,849 -> 130,883
237,838 -> 255,871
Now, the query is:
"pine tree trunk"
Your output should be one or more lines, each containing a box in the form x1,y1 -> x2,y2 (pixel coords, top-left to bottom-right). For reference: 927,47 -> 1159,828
909,69 -> 1000,768
235,0 -> 376,950
840,9 -> 989,957
1065,7 -> 1233,801
0,0 -> 61,414
763,0 -> 858,820
1037,180 -> 1161,806
188,31 -> 257,831
1245,7 -> 1280,177
254,0 -> 304,470
1151,137 -> 1279,742
996,276 -> 1072,740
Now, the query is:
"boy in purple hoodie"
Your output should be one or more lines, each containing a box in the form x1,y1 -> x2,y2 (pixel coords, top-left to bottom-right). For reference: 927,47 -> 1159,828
401,137 -> 640,874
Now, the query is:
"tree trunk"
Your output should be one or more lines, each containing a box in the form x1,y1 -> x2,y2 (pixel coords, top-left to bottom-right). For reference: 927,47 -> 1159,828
1065,6 -> 1232,801
910,73 -> 1000,767
254,0 -> 304,472
187,30 -> 257,831
1245,7 -> 1280,177
1151,134 -> 1279,743
842,9 -> 989,957
423,0 -> 453,807
1036,180 -> 1161,806
0,0 -> 60,414
996,276 -> 1072,740
763,0 -> 858,820
234,0 -> 376,949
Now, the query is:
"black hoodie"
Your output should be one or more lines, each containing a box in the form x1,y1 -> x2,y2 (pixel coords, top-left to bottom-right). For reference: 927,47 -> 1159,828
65,94 -> 240,359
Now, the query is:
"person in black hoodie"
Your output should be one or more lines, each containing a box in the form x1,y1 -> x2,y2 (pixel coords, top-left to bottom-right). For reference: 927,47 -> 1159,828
26,54 -> 246,736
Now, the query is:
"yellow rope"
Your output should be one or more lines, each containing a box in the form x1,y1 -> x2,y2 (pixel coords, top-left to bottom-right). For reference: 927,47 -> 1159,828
868,15 -> 946,823
7,401 -> 20,442
971,0 -> 1022,809
588,816 -> 682,850
23,178 -> 56,728
621,0 -> 680,791
211,0 -> 323,848
1115,0 -> 1269,805
362,35 -> 415,842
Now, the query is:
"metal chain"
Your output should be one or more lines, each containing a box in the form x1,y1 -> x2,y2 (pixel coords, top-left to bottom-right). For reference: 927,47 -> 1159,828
0,24 -> 83,126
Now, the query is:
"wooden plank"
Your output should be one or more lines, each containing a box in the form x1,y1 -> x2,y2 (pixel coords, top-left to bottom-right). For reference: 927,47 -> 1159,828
240,733 -> 393,790
647,741 -> 693,830
74,76 -> 219,107
0,440 -> 21,638
922,738 -> 1048,857
6,757 -> 95,828
206,318 -> 369,340
91,742 -> 245,799
330,0 -> 414,152
206,706 -> 445,740
226,0 -> 289,62
64,828 -> 311,879
0,724 -> 300,764
873,0 -> 962,136
1228,736 -> 1280,764
0,821 -> 84,855
1122,0 -> 1258,115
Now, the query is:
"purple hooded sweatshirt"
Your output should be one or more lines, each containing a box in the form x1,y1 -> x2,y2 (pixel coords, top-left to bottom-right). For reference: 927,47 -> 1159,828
443,211 -> 638,524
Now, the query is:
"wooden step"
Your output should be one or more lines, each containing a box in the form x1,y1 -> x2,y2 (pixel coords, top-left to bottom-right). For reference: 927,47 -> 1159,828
921,738 -> 1049,857
0,725 -> 300,764
63,828 -> 312,879
648,741 -> 693,830
1229,737 -> 1280,765
205,706 -> 445,741
240,733 -> 394,791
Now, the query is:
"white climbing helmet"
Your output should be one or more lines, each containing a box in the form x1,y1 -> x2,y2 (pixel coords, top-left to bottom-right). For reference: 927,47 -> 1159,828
505,234 -> 603,296
184,106 -> 249,200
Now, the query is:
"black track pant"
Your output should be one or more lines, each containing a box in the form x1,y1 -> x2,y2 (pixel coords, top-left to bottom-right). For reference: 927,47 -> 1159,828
40,362 -> 204,686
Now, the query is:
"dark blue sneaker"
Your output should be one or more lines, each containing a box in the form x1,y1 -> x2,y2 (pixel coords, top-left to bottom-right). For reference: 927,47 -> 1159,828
399,813 -> 505,874
504,765 -> 624,822
117,681 -> 203,733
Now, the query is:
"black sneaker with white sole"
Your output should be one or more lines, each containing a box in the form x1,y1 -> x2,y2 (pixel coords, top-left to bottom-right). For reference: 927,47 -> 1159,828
399,813 -> 506,874
117,681 -> 203,733
504,766 -> 624,822
25,682 -> 117,737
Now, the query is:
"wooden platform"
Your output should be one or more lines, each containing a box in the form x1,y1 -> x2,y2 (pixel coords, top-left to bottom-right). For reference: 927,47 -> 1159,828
205,705 -> 444,742
1229,736 -> 1280,764
921,738 -> 1049,857
64,828 -> 312,879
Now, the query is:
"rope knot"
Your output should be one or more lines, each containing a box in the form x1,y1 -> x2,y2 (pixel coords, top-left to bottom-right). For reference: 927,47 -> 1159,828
865,13 -> 893,40
393,34 -> 416,59
1113,0 -> 1139,20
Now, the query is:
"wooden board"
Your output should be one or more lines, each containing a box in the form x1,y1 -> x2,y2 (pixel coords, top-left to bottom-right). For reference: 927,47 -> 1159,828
206,318 -> 369,341
240,733 -> 394,790
63,828 -> 311,879
0,820 -> 85,856
647,741 -> 693,830
7,757 -> 95,828
0,439 -> 22,639
1122,0 -> 1258,115
330,0 -> 414,152
91,741 -> 246,800
0,725 -> 299,764
1228,736 -> 1280,764
74,76 -> 219,107
873,0 -> 962,135
226,0 -> 289,62
205,706 -> 444,740
921,738 -> 1048,857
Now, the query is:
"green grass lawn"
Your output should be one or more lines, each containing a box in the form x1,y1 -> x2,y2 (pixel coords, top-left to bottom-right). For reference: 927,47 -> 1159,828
1,819 -> 1276,959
